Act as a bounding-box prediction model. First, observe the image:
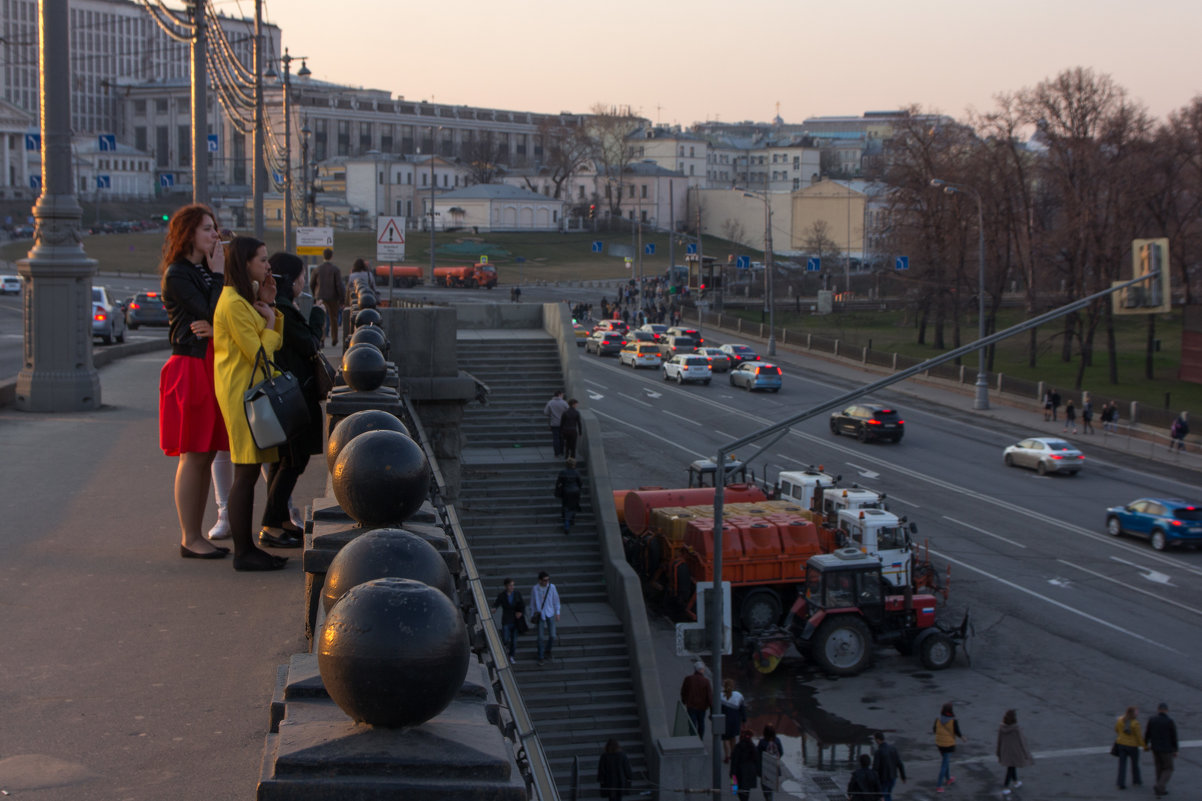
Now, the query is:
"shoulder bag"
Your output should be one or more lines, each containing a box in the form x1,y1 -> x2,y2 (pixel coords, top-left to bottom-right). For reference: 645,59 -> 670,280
310,351 -> 337,397
244,346 -> 309,449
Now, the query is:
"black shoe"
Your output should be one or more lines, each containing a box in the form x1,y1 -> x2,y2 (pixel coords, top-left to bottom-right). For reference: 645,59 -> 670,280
180,544 -> 227,560
233,550 -> 289,571
259,527 -> 303,548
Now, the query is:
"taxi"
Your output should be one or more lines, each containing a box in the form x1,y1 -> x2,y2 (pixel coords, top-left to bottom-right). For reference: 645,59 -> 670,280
619,342 -> 664,369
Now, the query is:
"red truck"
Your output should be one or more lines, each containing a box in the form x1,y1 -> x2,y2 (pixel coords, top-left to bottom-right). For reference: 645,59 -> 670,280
375,265 -> 424,288
433,263 -> 497,289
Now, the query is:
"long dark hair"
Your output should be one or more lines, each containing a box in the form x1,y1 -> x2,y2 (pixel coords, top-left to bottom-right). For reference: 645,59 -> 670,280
160,203 -> 217,273
225,236 -> 265,302
1003,709 -> 1017,725
269,252 -> 305,303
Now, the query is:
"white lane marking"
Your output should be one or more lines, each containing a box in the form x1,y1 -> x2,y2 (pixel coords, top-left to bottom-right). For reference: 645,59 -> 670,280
643,389 -> 663,399
845,462 -> 880,479
886,494 -> 919,508
907,740 -> 1202,766
664,410 -> 701,426
593,409 -> 708,460
617,392 -> 652,408
1109,556 -> 1173,585
930,548 -> 1180,653
583,378 -> 607,388
587,389 -> 604,401
1059,559 -> 1200,616
714,430 -> 736,440
943,516 -> 1028,549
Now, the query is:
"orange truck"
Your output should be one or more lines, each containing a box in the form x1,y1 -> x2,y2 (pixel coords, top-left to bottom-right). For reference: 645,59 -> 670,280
375,265 -> 424,288
433,262 -> 497,288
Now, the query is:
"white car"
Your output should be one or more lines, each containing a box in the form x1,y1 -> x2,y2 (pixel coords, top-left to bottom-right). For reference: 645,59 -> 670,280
0,275 -> 21,295
662,354 -> 712,385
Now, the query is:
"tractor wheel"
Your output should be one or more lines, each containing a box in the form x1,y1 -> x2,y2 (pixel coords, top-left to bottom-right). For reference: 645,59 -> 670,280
811,616 -> 873,676
919,632 -> 956,670
740,589 -> 782,632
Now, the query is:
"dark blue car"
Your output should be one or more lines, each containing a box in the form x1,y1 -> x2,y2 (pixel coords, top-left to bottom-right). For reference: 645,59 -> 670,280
1105,498 -> 1202,551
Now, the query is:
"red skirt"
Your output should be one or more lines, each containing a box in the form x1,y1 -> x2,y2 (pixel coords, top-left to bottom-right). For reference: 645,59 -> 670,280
159,344 -> 230,456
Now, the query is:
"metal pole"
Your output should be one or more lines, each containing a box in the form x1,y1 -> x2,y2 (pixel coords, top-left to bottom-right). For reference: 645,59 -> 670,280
709,456 -> 725,796
190,0 -> 208,204
252,0 -> 264,238
765,194 -> 775,356
429,129 -> 436,283
282,50 -> 294,254
974,192 -> 989,409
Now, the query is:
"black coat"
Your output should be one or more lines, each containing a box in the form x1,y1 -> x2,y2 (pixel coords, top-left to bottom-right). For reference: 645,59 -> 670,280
847,765 -> 881,799
730,739 -> 759,789
556,467 -> 582,511
597,750 -> 632,792
492,589 -> 525,627
273,296 -> 324,456
1145,712 -> 1178,753
873,741 -> 905,783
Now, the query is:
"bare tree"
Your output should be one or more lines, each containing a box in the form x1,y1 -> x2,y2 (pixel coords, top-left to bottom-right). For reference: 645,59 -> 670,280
802,219 -> 842,260
528,116 -> 593,200
721,218 -> 747,245
461,132 -> 506,186
586,104 -> 642,219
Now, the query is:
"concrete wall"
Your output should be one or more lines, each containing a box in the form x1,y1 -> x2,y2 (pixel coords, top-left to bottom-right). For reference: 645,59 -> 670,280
455,302 -> 544,330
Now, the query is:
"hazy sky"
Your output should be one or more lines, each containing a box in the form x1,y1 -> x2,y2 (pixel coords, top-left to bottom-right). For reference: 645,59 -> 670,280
249,0 -> 1201,125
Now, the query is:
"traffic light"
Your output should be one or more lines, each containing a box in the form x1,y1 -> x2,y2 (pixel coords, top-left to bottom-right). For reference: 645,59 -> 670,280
588,204 -> 595,219
161,214 -> 169,222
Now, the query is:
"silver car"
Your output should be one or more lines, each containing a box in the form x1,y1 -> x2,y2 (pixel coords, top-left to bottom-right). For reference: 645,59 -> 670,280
92,285 -> 127,345
1003,437 -> 1084,476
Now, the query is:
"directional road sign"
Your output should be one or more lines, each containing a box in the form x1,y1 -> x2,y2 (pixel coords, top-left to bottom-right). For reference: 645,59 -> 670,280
895,256 -> 909,271
807,256 -> 821,272
159,173 -> 174,188
375,216 -> 406,262
591,240 -> 603,253
96,175 -> 111,189
297,226 -> 334,257
686,243 -> 698,255
98,134 -> 116,152
207,134 -> 219,153
25,133 -> 40,151
644,243 -> 656,255
29,175 -> 41,189
736,255 -> 751,270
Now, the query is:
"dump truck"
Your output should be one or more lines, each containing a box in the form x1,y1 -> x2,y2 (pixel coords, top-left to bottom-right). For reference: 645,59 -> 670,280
433,262 -> 497,288
375,264 -> 424,288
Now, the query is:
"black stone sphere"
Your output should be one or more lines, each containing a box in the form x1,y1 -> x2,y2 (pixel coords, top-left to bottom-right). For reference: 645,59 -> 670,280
354,307 -> 382,329
358,291 -> 378,309
323,528 -> 453,612
332,429 -> 431,526
341,342 -> 387,392
318,577 -> 469,728
326,409 -> 411,472
350,325 -> 389,358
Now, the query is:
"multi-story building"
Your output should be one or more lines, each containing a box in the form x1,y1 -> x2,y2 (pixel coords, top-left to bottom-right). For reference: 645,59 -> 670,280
628,127 -> 707,187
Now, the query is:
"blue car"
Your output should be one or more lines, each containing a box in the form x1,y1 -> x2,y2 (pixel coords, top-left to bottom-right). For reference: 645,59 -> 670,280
729,361 -> 782,392
1105,498 -> 1202,551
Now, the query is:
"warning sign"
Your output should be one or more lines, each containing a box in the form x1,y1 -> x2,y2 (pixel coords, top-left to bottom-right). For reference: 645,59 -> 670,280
376,216 -> 406,262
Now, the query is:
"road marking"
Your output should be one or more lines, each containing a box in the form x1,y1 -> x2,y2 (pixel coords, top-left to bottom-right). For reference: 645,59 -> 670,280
643,389 -> 663,399
886,494 -> 919,508
583,378 -> 607,389
617,392 -> 652,408
1057,559 -> 1201,616
907,740 -> 1202,766
1109,556 -> 1173,585
714,430 -> 736,441
845,462 -> 880,479
586,389 -> 604,401
664,410 -> 701,426
593,409 -> 708,460
931,549 -> 1180,653
943,516 -> 1028,549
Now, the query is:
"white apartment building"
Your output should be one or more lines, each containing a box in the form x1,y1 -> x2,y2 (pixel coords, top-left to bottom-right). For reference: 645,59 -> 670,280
628,127 -> 707,188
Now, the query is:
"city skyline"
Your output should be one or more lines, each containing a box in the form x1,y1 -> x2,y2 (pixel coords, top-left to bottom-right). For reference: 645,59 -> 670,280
259,0 -> 1202,126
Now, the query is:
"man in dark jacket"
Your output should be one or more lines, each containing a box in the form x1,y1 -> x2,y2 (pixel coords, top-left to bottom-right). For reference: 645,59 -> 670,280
1145,702 -> 1179,797
847,753 -> 881,800
491,578 -> 525,663
310,248 -> 344,346
872,731 -> 905,801
680,661 -> 711,739
555,458 -> 583,534
560,398 -> 583,460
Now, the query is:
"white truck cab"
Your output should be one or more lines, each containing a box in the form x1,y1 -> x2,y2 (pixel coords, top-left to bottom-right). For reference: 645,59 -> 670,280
776,469 -> 838,510
835,507 -> 915,588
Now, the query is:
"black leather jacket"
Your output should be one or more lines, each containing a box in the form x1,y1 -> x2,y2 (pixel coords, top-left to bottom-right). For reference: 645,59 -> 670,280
163,259 -> 223,358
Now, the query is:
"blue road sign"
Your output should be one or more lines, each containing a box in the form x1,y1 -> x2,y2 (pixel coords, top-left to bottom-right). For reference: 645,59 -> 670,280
272,171 -> 284,185
807,256 -> 821,272
25,133 -> 40,151
736,255 -> 751,270
644,243 -> 655,255
207,134 -> 219,153
591,240 -> 603,253
96,175 -> 111,189
686,243 -> 698,255
98,134 -> 116,151
159,173 -> 175,188
29,175 -> 41,189
895,256 -> 910,271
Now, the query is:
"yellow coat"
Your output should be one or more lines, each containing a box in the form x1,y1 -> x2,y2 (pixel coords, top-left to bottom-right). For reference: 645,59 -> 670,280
1115,717 -> 1144,748
214,285 -> 284,464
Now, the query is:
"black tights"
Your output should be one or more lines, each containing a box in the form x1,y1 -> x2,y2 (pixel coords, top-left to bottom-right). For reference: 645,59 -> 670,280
1004,766 -> 1018,786
261,449 -> 311,528
229,462 -> 264,558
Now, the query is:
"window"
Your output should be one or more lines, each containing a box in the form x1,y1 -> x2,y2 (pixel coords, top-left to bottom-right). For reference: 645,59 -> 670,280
178,126 -> 190,167
337,120 -> 349,156
689,147 -> 695,157
134,99 -> 146,114
360,122 -> 372,152
156,98 -> 168,114
421,173 -> 427,187
378,171 -> 383,185
641,185 -> 647,199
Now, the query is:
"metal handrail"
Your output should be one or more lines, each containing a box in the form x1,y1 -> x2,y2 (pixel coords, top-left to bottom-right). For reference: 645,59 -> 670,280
403,396 -> 561,801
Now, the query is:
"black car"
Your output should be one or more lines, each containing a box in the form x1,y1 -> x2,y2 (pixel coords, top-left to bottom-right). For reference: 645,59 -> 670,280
124,291 -> 169,329
830,404 -> 905,443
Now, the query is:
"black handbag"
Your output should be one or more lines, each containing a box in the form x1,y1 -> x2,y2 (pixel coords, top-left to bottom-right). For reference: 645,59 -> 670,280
310,351 -> 337,397
244,347 -> 309,449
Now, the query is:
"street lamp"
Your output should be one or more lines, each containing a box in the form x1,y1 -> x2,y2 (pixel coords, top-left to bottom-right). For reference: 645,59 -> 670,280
427,126 -> 444,282
742,190 -> 776,356
930,178 -> 989,410
271,49 -> 307,254
300,121 -> 312,226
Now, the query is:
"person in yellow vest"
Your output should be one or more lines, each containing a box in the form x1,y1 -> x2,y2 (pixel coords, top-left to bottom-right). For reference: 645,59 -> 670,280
213,236 -> 288,572
932,701 -> 967,793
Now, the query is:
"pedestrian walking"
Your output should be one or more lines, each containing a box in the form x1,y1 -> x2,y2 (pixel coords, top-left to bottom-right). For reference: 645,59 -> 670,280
596,738 -> 633,801
872,731 -> 906,801
1102,401 -> 1119,433
555,458 -> 583,534
932,701 -> 967,793
1169,411 -> 1189,452
679,660 -> 711,739
847,753 -> 882,800
1050,388 -> 1062,422
720,678 -> 747,762
729,729 -> 759,801
757,725 -> 783,801
310,248 -> 344,346
1081,392 -> 1094,434
1113,705 -> 1144,789
528,571 -> 560,666
346,257 -> 376,295
491,578 -> 525,663
996,709 -> 1034,795
1063,399 -> 1078,434
543,390 -> 569,456
561,398 -> 583,460
1043,390 -> 1054,421
1144,702 -> 1178,797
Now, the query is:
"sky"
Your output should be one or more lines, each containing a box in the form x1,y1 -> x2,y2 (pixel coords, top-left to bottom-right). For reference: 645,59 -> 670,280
239,0 -> 1202,126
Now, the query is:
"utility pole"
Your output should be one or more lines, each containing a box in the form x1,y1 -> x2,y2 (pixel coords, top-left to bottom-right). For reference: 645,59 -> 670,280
190,0 -> 208,204
251,0 -> 264,237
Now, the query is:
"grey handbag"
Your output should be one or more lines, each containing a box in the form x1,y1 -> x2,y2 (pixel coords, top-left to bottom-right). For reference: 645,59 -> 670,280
244,347 -> 309,449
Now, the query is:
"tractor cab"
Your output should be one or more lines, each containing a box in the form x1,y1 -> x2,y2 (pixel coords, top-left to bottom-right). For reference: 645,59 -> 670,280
804,550 -> 885,626
687,455 -> 749,488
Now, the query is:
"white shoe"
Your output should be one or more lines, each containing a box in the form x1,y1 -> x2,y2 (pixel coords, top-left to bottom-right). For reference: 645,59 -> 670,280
1002,790 -> 1011,796
206,512 -> 231,541
288,500 -> 304,529
1012,781 -> 1022,789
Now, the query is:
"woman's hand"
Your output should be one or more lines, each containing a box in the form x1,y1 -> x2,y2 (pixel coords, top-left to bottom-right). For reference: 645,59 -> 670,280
253,301 -> 276,328
258,272 -> 278,306
208,238 -> 225,275
189,320 -> 213,338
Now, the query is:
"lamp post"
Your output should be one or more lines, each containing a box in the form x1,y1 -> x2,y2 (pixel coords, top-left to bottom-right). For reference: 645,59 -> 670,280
300,121 -> 312,226
428,126 -> 443,282
742,190 -> 775,356
273,50 -> 308,254
930,178 -> 988,410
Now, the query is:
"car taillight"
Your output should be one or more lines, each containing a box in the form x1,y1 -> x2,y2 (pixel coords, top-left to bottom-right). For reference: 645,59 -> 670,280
1171,520 -> 1183,527
129,302 -> 141,309
896,419 -> 905,425
94,311 -> 106,321
868,419 -> 882,426
1050,454 -> 1063,460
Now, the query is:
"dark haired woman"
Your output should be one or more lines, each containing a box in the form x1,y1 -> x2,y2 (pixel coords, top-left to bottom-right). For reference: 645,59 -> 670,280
596,738 -> 632,801
213,236 -> 287,572
996,708 -> 1034,794
257,252 -> 325,547
158,203 -> 230,560
933,701 -> 967,793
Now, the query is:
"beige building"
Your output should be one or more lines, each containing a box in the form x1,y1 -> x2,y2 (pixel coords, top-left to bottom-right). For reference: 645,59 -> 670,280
790,179 -> 868,260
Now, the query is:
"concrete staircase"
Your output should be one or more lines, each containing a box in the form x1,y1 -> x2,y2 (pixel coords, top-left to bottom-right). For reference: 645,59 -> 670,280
456,333 -> 651,796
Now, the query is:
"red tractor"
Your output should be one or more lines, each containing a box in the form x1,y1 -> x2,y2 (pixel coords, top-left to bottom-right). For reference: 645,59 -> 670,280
745,548 -> 970,676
